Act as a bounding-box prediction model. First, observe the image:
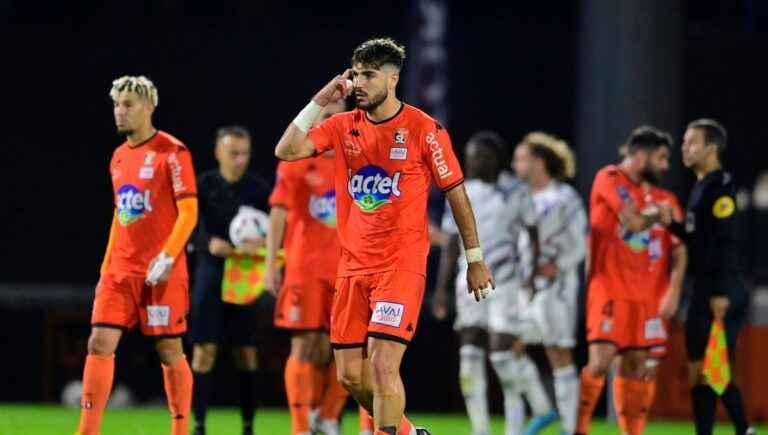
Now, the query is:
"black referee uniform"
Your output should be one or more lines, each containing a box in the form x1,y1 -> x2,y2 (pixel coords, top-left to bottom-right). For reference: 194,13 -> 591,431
190,169 -> 272,345
670,169 -> 752,435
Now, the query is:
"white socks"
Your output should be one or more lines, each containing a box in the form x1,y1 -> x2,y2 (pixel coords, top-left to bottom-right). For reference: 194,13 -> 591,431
459,345 -> 490,435
553,364 -> 579,433
490,350 -> 551,435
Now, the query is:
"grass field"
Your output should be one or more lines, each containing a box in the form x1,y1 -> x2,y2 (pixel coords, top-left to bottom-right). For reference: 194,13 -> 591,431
1,404 -> 764,435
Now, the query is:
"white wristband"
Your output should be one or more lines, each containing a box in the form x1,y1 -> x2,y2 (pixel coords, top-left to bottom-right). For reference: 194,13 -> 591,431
465,247 -> 483,263
292,100 -> 324,133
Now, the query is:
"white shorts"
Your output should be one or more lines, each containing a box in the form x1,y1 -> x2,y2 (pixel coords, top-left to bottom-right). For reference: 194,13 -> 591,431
453,276 -> 526,336
517,274 -> 578,348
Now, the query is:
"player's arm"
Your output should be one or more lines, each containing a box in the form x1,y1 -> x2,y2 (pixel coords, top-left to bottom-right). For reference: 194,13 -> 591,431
552,202 -> 588,273
265,205 -> 288,295
445,185 -> 496,301
99,209 -> 118,275
659,241 -> 687,319
595,171 -> 662,232
275,70 -> 353,161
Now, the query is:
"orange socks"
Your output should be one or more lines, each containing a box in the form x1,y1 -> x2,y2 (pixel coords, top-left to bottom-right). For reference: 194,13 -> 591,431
613,375 -> 647,435
162,357 -> 193,435
360,405 -> 374,433
398,416 -> 414,435
285,356 -> 313,434
77,354 -> 115,435
576,368 -> 605,434
319,361 -> 348,420
636,378 -> 657,433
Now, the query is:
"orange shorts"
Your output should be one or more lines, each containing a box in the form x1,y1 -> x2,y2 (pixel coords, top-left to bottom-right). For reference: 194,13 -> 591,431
274,275 -> 334,331
92,271 -> 189,336
330,270 -> 425,348
586,287 -> 665,351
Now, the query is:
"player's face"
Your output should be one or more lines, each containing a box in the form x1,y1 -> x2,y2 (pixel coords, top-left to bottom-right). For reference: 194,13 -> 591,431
682,127 -> 714,169
513,143 -> 533,181
643,145 -> 670,184
351,63 -> 395,112
464,141 -> 498,180
216,135 -> 251,179
113,91 -> 152,136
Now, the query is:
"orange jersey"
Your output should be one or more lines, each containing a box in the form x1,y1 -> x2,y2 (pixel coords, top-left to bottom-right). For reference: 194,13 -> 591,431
644,186 -> 684,305
108,131 -> 197,277
269,155 -> 339,282
588,165 -> 657,302
308,104 -> 464,277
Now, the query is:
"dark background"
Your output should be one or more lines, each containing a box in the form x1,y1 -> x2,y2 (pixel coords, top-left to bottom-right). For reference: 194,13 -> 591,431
1,0 -> 768,413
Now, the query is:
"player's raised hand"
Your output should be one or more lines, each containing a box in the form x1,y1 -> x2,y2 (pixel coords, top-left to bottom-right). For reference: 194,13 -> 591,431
145,252 -> 174,286
467,261 -> 495,302
313,69 -> 354,106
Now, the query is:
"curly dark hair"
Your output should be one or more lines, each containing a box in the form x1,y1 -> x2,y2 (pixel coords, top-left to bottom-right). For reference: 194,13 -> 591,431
351,37 -> 406,70
625,125 -> 673,154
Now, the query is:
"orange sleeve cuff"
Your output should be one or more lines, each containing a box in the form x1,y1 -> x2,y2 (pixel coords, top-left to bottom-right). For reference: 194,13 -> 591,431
162,197 -> 199,258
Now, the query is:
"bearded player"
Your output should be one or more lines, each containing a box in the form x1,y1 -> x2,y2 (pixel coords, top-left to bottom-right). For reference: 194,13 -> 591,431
265,100 -> 349,435
274,38 -> 494,435
576,126 -> 674,435
76,76 -> 197,435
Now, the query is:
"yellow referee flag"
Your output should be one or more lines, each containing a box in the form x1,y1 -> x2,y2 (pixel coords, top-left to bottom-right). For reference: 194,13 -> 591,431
702,320 -> 731,395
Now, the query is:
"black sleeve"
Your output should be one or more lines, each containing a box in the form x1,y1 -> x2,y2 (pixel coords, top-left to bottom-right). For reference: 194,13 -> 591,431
668,220 -> 687,242
707,183 -> 739,296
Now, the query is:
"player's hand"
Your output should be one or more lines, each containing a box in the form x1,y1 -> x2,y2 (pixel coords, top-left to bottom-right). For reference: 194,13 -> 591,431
313,69 -> 354,106
238,238 -> 265,256
710,295 -> 730,321
658,204 -> 674,226
658,287 -> 680,320
536,262 -> 558,279
467,261 -> 495,302
264,265 -> 282,296
209,237 -> 234,258
145,252 -> 174,286
431,288 -> 449,320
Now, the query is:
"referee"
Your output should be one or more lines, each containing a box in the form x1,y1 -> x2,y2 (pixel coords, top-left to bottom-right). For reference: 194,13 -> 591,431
189,126 -> 272,435
666,119 -> 754,435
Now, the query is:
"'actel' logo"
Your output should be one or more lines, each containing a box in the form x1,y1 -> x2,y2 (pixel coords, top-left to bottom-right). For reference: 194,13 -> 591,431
116,184 -> 153,225
347,166 -> 401,212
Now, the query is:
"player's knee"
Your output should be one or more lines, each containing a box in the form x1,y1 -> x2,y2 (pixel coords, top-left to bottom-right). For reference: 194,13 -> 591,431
155,339 -> 184,365
587,358 -> 611,377
337,365 -> 364,394
87,331 -> 119,356
369,353 -> 398,391
191,345 -> 217,373
233,347 -> 258,371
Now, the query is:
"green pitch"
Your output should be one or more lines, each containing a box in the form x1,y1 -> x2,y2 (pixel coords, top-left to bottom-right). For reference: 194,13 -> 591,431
0,404 -> 762,434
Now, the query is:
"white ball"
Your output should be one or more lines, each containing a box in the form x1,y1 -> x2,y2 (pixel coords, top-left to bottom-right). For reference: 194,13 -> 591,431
61,380 -> 83,408
229,206 -> 269,248
108,383 -> 135,409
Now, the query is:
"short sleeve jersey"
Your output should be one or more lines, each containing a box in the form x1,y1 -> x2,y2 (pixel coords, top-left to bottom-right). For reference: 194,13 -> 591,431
308,103 -> 464,277
644,186 -> 684,304
108,131 -> 197,277
588,165 -> 655,302
269,155 -> 340,282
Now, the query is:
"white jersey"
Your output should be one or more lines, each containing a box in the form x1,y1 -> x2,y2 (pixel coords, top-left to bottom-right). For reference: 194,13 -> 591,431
442,178 -> 536,285
517,180 -> 586,347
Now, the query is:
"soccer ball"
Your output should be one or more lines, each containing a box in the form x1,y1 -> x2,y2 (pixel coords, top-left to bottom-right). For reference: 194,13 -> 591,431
229,206 -> 269,248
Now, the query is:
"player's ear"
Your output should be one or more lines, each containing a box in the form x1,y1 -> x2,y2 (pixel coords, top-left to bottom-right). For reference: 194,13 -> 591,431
388,70 -> 400,90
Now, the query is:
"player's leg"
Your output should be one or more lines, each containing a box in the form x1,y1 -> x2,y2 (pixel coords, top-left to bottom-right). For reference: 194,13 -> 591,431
686,299 -> 717,435
155,337 -> 193,435
718,301 -> 753,435
77,326 -> 123,435
314,332 -> 348,435
576,342 -> 616,435
454,275 -> 492,435
228,301 -> 267,435
637,356 -> 661,434
545,346 -> 579,434
286,332 -> 323,435
613,349 -> 648,435
78,273 -> 135,435
489,333 -> 550,435
191,343 -> 218,434
368,337 -> 408,432
458,327 -> 491,435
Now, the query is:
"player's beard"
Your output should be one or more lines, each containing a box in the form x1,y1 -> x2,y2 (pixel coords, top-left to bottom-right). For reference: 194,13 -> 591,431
642,166 -> 663,185
117,127 -> 134,137
358,88 -> 387,112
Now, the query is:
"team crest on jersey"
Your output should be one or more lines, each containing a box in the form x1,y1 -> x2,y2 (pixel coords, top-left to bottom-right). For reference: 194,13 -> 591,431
394,128 -> 408,145
309,190 -> 337,227
143,151 -> 156,166
347,165 -> 402,212
116,184 -> 153,225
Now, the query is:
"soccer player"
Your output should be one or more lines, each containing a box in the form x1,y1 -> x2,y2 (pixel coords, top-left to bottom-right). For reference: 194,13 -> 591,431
189,126 -> 272,435
76,76 -> 197,435
576,126 -> 674,435
513,132 -> 586,435
667,119 -> 754,435
274,38 -> 495,435
433,131 -> 554,435
265,100 -> 349,435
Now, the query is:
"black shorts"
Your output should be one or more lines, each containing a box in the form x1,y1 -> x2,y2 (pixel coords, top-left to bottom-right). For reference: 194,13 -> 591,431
685,292 -> 747,361
189,264 -> 275,346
